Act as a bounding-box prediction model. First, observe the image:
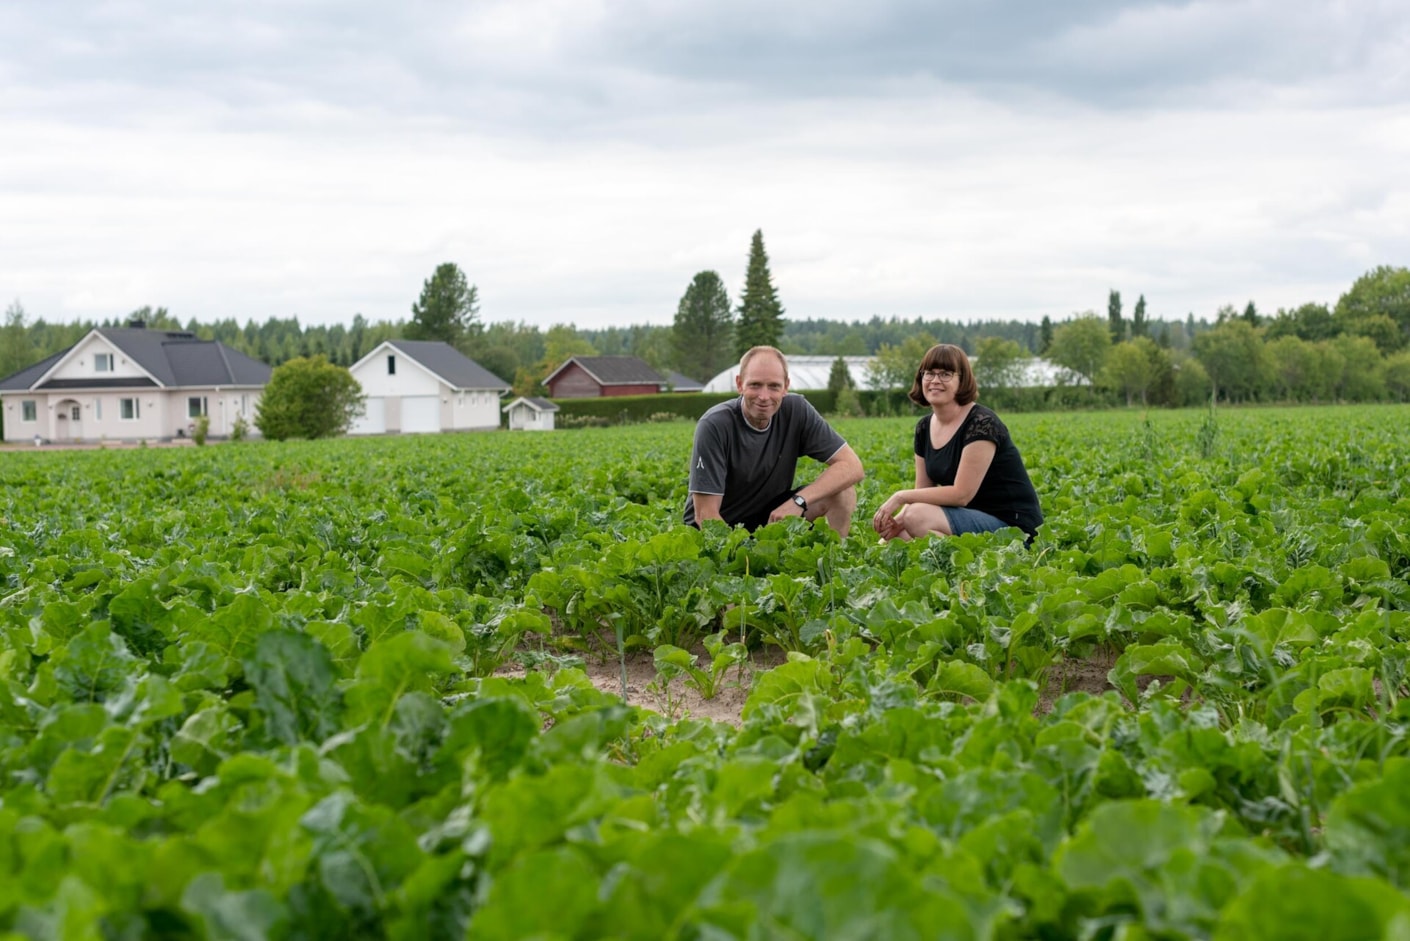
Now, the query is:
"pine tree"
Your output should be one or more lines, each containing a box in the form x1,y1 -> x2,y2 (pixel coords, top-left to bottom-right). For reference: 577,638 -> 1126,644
1039,315 -> 1054,354
671,271 -> 734,381
734,230 -> 785,357
409,262 -> 481,349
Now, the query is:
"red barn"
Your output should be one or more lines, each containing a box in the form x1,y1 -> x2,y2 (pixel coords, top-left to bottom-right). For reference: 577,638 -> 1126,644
543,356 -> 665,398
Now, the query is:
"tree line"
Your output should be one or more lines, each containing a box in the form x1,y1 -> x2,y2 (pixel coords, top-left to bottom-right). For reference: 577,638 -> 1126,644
4,237 -> 1407,406
1066,268 -> 1410,405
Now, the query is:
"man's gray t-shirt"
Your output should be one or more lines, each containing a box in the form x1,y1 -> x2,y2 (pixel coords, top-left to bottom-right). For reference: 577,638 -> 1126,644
683,394 -> 847,526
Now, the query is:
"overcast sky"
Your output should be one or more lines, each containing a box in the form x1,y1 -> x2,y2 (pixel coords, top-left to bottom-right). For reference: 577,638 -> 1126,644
4,1 -> 1407,331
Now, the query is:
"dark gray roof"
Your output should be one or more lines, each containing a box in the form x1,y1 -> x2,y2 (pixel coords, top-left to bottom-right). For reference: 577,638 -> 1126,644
95,327 -> 270,386
549,356 -> 664,386
663,370 -> 704,391
38,378 -> 158,390
386,340 -> 510,390
0,350 -> 65,391
503,395 -> 559,413
2,327 -> 270,392
165,338 -> 271,386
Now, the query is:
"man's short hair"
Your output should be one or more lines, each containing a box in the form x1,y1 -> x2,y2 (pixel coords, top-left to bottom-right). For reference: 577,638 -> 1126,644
738,345 -> 789,382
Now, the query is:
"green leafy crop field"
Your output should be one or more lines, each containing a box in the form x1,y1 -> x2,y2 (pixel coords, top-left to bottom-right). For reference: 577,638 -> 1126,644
2,404 -> 1409,939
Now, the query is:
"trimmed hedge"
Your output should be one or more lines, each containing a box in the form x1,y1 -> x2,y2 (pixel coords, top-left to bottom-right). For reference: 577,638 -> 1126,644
548,390 -> 838,426
539,385 -> 1119,428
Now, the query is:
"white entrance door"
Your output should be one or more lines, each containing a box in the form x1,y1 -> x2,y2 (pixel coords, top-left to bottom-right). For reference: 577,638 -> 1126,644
57,400 -> 83,441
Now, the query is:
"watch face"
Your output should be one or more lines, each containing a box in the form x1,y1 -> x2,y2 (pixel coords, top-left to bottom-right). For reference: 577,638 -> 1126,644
793,495 -> 806,508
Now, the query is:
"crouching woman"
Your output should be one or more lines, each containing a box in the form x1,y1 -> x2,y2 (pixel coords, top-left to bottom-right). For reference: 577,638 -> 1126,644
872,343 -> 1042,542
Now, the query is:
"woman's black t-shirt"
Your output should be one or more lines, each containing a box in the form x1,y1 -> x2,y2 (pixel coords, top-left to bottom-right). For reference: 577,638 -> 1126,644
913,404 -> 1043,536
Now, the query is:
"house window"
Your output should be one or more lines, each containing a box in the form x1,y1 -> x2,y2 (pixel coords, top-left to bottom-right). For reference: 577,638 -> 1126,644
94,353 -> 114,372
188,396 -> 208,418
95,399 -> 102,420
120,398 -> 140,420
70,405 -> 81,421
21,400 -> 37,422
387,354 -> 396,375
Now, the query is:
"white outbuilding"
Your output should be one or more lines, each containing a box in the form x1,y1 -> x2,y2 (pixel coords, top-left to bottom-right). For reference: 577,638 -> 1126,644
348,340 -> 510,435
503,396 -> 560,431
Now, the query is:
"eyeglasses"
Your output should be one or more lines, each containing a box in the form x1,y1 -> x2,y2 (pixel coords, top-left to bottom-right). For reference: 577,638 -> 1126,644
922,369 -> 957,384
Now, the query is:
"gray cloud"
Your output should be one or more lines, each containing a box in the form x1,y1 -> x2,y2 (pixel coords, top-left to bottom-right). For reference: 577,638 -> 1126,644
10,1 -> 1406,129
2,1 -> 1407,328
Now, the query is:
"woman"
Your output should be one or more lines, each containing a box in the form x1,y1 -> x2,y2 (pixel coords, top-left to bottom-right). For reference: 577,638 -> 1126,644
872,343 -> 1043,541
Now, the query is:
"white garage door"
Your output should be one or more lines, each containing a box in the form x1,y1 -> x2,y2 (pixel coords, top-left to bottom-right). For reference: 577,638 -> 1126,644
350,397 -> 386,435
401,396 -> 440,434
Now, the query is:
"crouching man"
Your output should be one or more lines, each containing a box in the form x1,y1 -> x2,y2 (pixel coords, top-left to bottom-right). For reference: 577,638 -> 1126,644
684,345 -> 864,536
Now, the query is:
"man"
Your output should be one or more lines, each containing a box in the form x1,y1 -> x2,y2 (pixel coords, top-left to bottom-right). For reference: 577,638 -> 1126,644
684,345 -> 864,536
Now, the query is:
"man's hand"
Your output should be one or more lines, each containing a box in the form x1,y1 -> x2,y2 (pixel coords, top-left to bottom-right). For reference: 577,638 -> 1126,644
768,497 -> 808,525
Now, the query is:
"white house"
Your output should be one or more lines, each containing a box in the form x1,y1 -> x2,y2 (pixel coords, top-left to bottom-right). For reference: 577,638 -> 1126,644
0,323 -> 270,443
348,340 -> 510,435
503,396 -> 560,431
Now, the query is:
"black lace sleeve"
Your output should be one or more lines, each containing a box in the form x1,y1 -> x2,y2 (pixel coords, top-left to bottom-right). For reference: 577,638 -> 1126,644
963,409 -> 1005,446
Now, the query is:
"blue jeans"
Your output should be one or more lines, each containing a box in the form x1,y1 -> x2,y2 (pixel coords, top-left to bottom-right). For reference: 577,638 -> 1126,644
941,506 -> 1009,535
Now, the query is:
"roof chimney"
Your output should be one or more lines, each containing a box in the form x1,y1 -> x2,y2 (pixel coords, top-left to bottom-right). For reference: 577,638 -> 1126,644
128,319 -> 146,329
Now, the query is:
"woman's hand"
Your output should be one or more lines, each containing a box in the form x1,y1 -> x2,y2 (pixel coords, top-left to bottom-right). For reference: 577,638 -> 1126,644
871,491 -> 908,535
874,512 -> 907,540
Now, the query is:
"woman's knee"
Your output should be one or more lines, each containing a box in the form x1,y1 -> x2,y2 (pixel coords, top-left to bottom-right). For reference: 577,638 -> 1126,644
900,504 -> 951,537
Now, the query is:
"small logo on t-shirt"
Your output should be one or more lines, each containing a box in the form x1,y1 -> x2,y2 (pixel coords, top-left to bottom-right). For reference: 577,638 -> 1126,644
697,457 -> 704,469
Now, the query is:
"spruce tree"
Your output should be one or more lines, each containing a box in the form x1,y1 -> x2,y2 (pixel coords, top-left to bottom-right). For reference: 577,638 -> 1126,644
734,230 -> 785,357
671,271 -> 734,381
826,356 -> 852,396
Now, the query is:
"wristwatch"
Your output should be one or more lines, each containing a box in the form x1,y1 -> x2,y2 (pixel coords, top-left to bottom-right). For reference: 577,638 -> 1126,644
792,493 -> 808,512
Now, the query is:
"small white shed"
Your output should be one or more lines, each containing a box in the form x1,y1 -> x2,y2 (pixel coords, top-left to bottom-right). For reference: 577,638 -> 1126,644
504,396 -> 560,431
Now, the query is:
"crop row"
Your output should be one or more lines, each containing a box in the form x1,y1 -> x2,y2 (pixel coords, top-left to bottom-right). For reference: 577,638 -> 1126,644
1,405 -> 1408,938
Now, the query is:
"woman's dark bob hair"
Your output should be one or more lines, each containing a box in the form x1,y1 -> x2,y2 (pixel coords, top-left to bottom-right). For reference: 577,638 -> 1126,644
907,343 -> 978,407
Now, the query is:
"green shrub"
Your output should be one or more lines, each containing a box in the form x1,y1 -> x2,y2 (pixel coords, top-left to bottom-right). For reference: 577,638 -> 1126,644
255,355 -> 365,440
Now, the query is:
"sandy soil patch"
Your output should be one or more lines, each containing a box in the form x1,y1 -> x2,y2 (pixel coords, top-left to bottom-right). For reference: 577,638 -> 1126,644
501,640 -> 1121,727
498,643 -> 789,726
